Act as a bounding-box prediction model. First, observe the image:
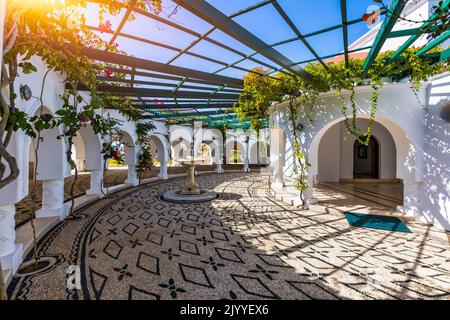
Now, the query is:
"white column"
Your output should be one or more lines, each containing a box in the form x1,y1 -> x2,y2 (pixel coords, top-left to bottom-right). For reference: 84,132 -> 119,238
125,164 -> 139,186
270,128 -> 285,188
86,169 -> 104,196
0,204 -> 23,276
158,161 -> 169,180
36,179 -> 68,220
397,181 -> 422,218
304,168 -> 318,205
193,121 -> 203,158
215,160 -> 224,174
75,158 -> 85,172
243,137 -> 250,173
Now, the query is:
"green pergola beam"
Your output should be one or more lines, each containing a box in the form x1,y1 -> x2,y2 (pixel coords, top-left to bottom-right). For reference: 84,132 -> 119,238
362,0 -> 407,76
82,47 -> 243,87
340,0 -> 349,68
174,0 -> 310,79
175,113 -> 238,124
268,46 -> 372,75
389,0 -> 450,61
440,47 -> 450,62
147,110 -> 233,119
214,9 -> 386,76
388,25 -> 440,38
272,1 -> 328,70
416,30 -> 450,56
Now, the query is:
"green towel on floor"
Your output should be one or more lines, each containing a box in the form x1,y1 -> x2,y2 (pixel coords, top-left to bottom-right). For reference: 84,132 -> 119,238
344,211 -> 412,233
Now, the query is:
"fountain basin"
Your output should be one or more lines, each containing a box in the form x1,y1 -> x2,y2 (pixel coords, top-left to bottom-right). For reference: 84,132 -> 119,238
162,189 -> 218,203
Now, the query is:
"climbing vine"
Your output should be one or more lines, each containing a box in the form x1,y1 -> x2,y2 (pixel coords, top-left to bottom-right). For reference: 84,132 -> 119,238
136,121 -> 156,181
236,47 -> 448,198
0,0 -> 162,191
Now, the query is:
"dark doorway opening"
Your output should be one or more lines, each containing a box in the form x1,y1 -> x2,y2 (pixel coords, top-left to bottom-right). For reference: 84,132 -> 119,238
353,137 -> 379,179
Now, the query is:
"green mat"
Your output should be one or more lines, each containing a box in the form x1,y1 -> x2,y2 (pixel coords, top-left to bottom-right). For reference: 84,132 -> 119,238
344,212 -> 412,233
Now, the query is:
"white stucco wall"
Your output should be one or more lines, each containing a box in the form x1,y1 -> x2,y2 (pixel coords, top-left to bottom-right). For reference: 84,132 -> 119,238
272,82 -> 426,182
270,75 -> 450,230
421,73 -> 450,230
349,0 -> 432,54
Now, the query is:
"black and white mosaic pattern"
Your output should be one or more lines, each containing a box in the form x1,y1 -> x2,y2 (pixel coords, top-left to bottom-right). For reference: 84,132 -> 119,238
8,173 -> 450,300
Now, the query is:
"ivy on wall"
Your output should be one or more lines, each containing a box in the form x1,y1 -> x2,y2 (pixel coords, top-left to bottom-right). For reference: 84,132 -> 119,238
234,47 -> 449,204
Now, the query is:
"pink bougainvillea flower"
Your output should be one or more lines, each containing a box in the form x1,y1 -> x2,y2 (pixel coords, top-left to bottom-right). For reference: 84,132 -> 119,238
98,20 -> 112,33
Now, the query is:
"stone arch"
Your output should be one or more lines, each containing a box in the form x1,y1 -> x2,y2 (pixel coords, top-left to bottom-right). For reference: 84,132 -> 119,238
249,141 -> 260,164
310,116 -> 411,182
72,133 -> 86,172
28,106 -> 69,180
119,129 -> 136,166
77,125 -> 102,171
148,133 -> 169,179
315,119 -> 397,182
171,137 -> 191,163
170,126 -> 193,145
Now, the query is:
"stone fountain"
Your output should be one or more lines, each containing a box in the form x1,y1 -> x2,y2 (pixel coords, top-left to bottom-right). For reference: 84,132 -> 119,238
162,156 -> 218,203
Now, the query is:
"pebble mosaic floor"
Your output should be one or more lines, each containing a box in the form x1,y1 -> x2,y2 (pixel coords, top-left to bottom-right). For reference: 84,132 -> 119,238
14,166 -> 214,228
8,173 -> 450,300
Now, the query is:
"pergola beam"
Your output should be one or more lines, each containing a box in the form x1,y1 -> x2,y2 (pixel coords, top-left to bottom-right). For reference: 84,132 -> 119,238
101,67 -> 243,89
82,47 -> 243,87
166,0 -> 275,68
87,26 -> 264,77
176,116 -> 243,126
439,47 -> 450,62
269,46 -> 372,75
73,83 -> 240,100
416,30 -> 450,56
147,110 -> 234,119
134,104 -> 235,109
109,0 -> 135,45
132,7 -> 278,71
174,0 -> 310,79
362,0 -> 407,76
389,0 -> 450,61
388,25 -> 440,38
96,77 -> 242,93
340,0 -> 349,68
272,1 -> 328,70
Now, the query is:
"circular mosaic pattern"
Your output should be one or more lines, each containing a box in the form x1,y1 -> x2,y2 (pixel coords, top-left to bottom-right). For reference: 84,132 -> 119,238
8,173 -> 450,300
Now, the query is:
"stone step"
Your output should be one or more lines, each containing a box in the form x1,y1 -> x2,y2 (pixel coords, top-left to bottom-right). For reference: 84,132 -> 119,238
15,217 -> 59,259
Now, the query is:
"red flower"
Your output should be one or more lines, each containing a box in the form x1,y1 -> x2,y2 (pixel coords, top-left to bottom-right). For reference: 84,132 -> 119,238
105,68 -> 111,77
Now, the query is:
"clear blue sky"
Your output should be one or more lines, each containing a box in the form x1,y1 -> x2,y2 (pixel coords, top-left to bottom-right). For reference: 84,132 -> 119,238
83,0 -> 390,82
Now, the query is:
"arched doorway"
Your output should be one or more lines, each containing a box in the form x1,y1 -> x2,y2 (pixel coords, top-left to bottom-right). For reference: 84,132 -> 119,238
353,137 -> 379,179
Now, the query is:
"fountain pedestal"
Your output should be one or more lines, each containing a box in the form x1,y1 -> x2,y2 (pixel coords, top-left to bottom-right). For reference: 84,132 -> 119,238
179,162 -> 200,195
162,158 -> 218,203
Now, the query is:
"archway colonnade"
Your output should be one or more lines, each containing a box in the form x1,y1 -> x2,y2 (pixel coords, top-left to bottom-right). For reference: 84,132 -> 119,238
0,109 -> 265,279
